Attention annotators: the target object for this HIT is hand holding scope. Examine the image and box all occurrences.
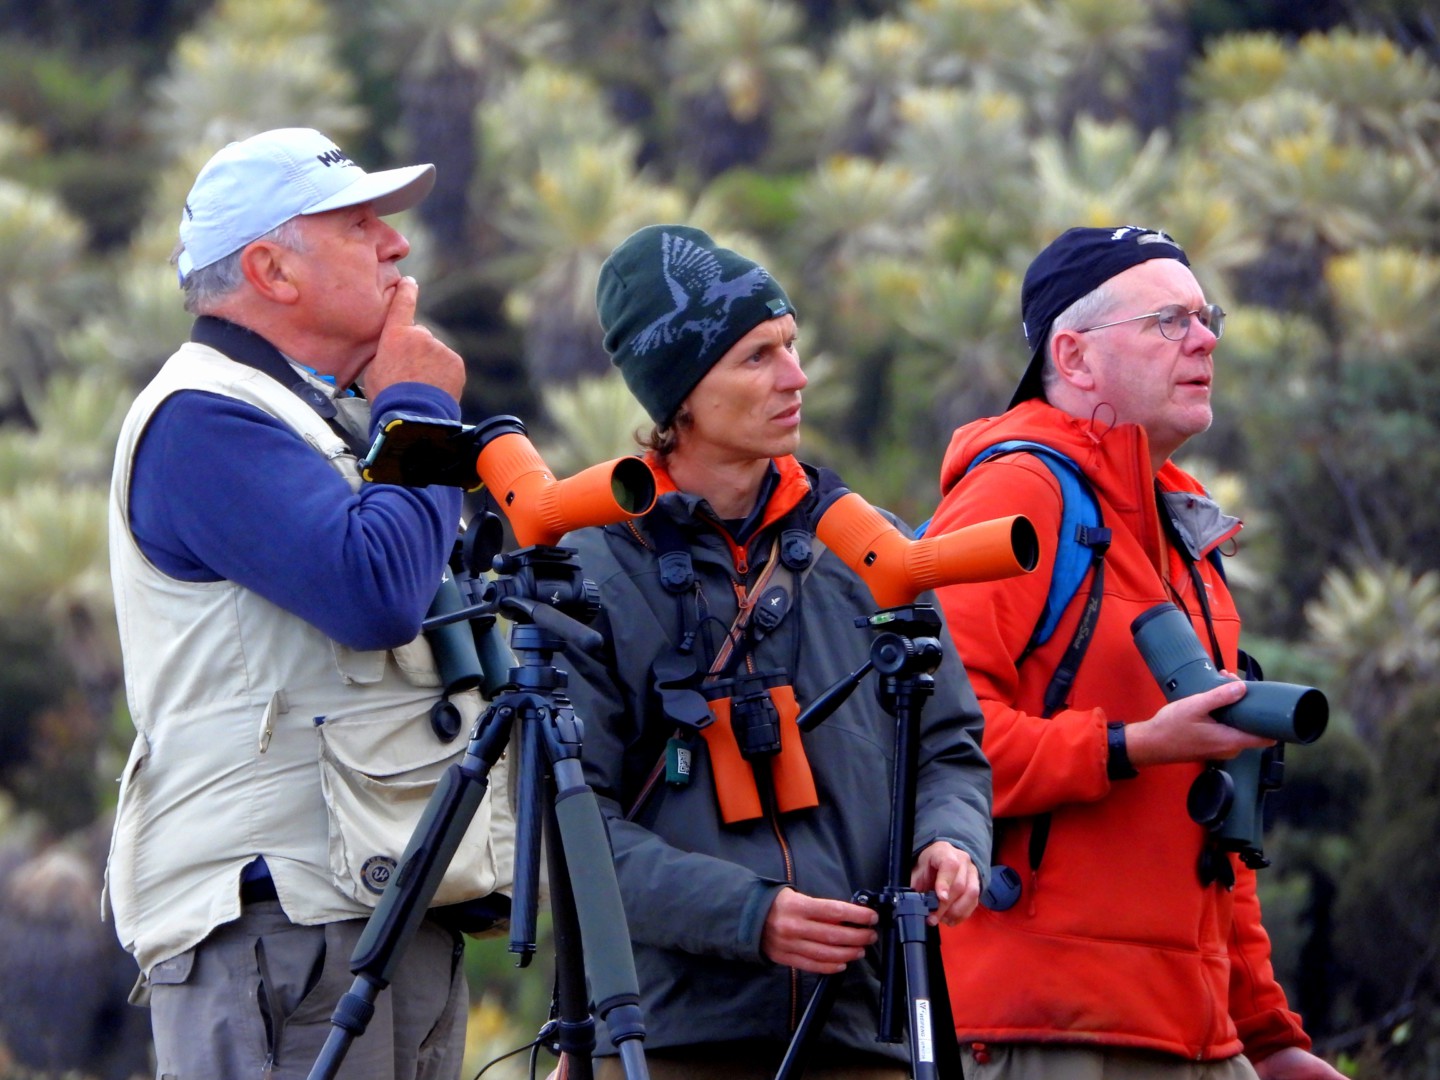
[1130,602,1328,869]
[361,414,657,547]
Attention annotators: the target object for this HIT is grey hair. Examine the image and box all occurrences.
[1040,283,1116,396]
[172,217,309,315]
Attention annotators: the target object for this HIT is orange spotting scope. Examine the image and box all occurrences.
[471,416,657,549]
[361,414,657,548]
[815,490,1038,609]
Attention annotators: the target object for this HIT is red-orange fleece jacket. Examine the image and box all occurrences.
[932,400,1310,1063]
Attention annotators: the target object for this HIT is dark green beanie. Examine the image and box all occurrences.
[596,224,794,425]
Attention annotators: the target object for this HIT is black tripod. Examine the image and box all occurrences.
[308,535,650,1080]
[774,604,963,1080]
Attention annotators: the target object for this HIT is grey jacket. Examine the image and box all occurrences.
[559,459,991,1063]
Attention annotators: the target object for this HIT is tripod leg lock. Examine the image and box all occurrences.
[331,978,381,1035]
[890,890,937,944]
[603,1002,648,1047]
[545,1016,597,1059]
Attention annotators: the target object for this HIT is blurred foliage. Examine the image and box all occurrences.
[0,0,1438,1075]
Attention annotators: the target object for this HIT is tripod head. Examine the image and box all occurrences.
[797,605,944,734]
[865,605,945,680]
[424,514,604,658]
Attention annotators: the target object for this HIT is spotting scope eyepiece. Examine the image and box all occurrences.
[814,490,1037,609]
[361,414,658,548]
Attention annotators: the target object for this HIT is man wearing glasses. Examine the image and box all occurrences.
[925,227,1342,1078]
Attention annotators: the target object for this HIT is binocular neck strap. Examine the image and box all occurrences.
[1156,485,1225,668]
[191,315,372,457]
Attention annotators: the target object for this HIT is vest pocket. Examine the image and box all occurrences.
[315,693,506,908]
[331,638,445,689]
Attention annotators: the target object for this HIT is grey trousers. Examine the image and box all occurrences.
[145,900,467,1080]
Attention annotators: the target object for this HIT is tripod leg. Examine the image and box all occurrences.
[549,765,649,1080]
[307,706,511,1080]
[546,797,597,1080]
[890,890,961,1080]
[923,923,963,1078]
[772,971,843,1080]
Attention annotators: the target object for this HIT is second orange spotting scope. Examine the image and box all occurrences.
[815,489,1038,608]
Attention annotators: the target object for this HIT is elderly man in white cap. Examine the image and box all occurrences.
[106,128,512,1079]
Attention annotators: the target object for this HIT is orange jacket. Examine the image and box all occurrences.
[932,400,1309,1062]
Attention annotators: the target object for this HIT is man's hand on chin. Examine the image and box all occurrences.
[363,277,465,402]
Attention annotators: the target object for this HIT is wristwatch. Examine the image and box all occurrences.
[1106,721,1138,780]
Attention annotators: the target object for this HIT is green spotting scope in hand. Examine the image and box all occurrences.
[1130,602,1328,870]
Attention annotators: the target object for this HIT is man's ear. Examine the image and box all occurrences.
[1050,330,1096,393]
[238,241,301,304]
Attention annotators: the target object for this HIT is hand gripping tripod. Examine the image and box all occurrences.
[774,604,963,1080]
[308,531,650,1080]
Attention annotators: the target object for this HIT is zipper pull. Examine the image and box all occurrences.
[258,689,288,753]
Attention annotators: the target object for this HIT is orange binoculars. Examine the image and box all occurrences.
[701,675,817,825]
[815,490,1038,608]
[361,414,657,548]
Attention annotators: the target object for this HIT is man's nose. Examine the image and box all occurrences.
[778,352,808,390]
[379,221,410,261]
[1187,318,1218,353]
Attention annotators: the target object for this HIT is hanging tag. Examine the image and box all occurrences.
[665,736,695,786]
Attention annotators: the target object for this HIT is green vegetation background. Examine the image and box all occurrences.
[0,0,1437,1077]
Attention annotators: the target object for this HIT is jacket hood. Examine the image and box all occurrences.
[940,400,1151,506]
[939,400,1239,566]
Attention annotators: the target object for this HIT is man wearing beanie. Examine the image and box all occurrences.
[557,224,993,1078]
[106,128,513,1078]
[926,227,1342,1079]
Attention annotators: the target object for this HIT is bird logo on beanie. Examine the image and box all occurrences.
[634,231,775,356]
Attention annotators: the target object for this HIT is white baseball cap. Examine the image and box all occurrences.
[176,127,435,282]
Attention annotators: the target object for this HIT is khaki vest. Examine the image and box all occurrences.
[105,342,513,974]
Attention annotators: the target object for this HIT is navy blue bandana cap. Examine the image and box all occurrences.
[1010,225,1189,409]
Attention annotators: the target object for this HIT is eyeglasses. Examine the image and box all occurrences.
[1077,303,1226,342]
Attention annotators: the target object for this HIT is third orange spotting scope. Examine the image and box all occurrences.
[814,488,1038,608]
[361,414,657,548]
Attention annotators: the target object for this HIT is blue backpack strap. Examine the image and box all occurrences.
[965,441,1110,659]
[966,442,1115,898]
[919,440,1110,716]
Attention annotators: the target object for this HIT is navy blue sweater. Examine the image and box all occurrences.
[127,379,463,652]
